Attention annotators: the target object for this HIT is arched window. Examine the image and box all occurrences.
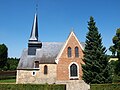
[75,46,79,57]
[68,47,72,57]
[70,64,78,77]
[44,65,48,75]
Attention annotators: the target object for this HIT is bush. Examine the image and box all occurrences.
[3,66,8,71]
[113,75,120,83]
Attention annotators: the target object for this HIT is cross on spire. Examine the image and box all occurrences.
[35,0,39,14]
[28,0,42,55]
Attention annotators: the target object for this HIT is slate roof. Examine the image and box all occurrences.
[17,42,85,70]
[17,42,64,69]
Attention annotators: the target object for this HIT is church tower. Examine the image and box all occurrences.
[28,13,42,55]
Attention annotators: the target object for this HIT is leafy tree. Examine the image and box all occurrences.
[109,60,120,82]
[82,16,113,84]
[7,57,19,70]
[109,28,120,80]
[109,28,120,58]
[0,44,8,69]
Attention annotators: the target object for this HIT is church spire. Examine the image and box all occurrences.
[28,13,42,55]
[29,13,38,41]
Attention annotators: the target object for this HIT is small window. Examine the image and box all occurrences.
[68,47,72,57]
[35,61,39,68]
[44,65,48,75]
[32,71,36,76]
[75,46,79,57]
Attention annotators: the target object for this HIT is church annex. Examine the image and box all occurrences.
[16,13,86,86]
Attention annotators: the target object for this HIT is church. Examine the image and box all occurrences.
[16,13,89,89]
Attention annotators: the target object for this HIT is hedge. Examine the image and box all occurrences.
[91,83,120,90]
[1,83,120,90]
[0,84,66,90]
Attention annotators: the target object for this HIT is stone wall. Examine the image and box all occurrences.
[56,80,90,90]
[16,64,56,84]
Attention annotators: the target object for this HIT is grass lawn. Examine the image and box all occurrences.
[0,79,16,83]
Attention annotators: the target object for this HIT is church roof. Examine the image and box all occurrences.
[17,42,64,69]
[17,42,85,70]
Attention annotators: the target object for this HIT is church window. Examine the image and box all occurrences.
[75,46,79,57]
[70,64,78,77]
[44,65,48,75]
[68,47,72,57]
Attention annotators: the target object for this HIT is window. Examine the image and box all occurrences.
[68,47,72,57]
[70,64,78,77]
[44,65,48,75]
[75,46,79,57]
[35,61,39,68]
[32,71,36,76]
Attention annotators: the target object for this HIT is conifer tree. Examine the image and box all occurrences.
[0,44,8,69]
[82,17,113,84]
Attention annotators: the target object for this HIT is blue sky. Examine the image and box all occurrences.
[0,0,120,57]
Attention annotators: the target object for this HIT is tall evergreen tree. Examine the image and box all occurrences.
[0,44,8,69]
[82,17,113,84]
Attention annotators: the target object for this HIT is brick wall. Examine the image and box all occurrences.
[57,32,84,80]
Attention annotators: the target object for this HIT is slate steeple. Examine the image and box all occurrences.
[28,13,42,55]
[29,13,38,41]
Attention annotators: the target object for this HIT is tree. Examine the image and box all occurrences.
[82,17,113,84]
[109,28,120,79]
[109,60,120,82]
[0,44,8,69]
[109,28,120,58]
[7,57,19,70]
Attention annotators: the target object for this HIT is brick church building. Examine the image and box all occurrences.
[16,13,89,90]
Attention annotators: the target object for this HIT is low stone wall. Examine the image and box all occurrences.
[16,64,56,84]
[56,80,90,90]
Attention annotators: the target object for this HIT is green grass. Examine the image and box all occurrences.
[91,83,120,90]
[0,79,16,83]
[0,84,66,90]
